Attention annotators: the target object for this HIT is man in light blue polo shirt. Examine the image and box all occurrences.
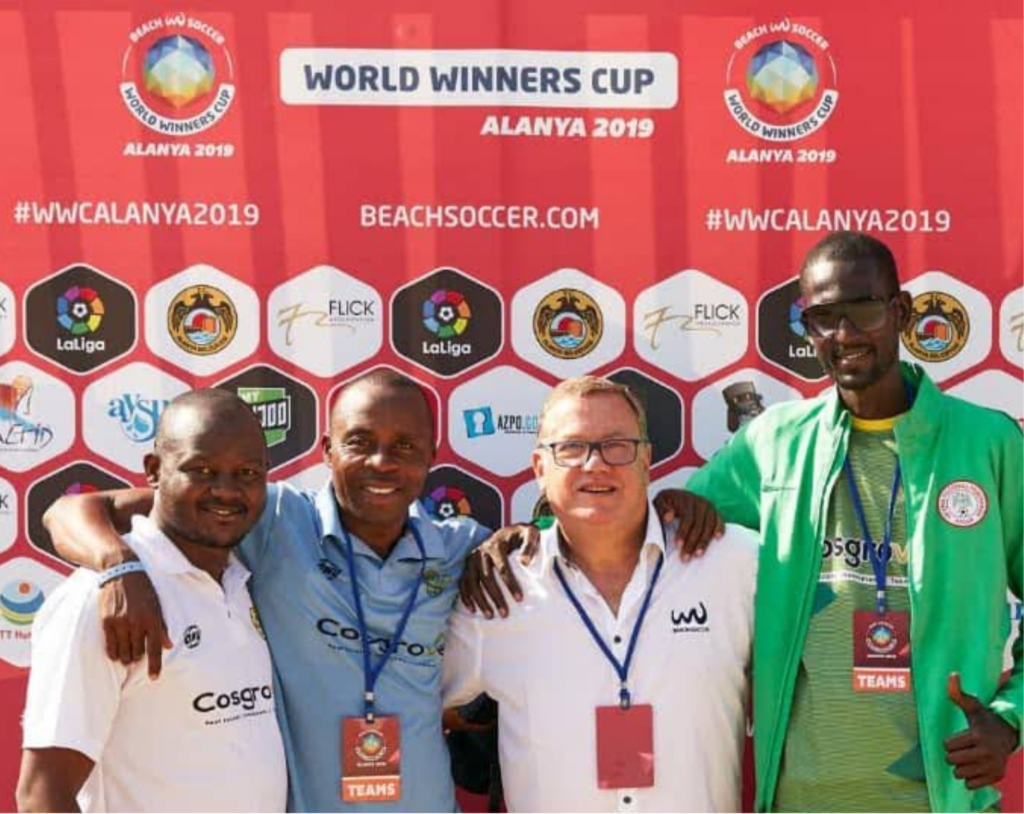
[45,370,489,812]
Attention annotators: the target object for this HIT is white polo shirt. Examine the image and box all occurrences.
[22,515,287,813]
[443,505,758,812]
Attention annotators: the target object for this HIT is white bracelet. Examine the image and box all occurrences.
[97,561,146,587]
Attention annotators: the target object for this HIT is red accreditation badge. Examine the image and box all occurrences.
[341,716,402,802]
[852,610,911,692]
[595,704,655,789]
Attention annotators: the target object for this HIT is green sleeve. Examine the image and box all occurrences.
[685,422,763,533]
[990,417,1023,745]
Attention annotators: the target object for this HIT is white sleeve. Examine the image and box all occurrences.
[441,604,485,708]
[22,573,128,762]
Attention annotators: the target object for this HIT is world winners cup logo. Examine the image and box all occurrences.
[120,13,236,136]
[725,20,838,141]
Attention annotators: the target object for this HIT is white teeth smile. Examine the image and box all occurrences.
[207,507,240,516]
[366,486,398,495]
[581,485,614,493]
[837,349,870,360]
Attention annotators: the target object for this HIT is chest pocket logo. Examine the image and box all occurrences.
[671,602,709,632]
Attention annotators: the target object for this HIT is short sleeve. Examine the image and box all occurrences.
[22,573,128,762]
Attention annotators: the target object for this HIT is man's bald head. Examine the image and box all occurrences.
[330,369,435,445]
[155,389,265,456]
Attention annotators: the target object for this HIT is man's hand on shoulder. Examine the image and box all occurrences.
[459,524,540,619]
[98,566,172,678]
[944,672,1019,790]
[652,489,724,560]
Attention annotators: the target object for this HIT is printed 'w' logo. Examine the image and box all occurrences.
[671,602,708,627]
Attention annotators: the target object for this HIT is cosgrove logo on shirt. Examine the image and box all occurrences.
[316,618,444,659]
[192,684,274,715]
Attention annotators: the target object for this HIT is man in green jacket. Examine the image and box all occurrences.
[684,231,1021,812]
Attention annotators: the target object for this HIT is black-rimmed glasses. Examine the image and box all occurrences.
[538,438,647,468]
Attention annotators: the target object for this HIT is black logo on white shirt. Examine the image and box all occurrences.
[671,602,709,632]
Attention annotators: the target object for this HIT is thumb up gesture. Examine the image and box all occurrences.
[944,673,1019,790]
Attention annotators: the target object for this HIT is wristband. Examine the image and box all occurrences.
[97,561,146,587]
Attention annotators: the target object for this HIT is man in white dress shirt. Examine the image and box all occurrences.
[443,375,757,812]
[17,390,287,813]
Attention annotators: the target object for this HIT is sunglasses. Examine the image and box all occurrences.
[799,296,896,338]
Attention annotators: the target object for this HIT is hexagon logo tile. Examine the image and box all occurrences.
[25,263,137,374]
[0,476,16,554]
[945,370,1023,426]
[607,368,684,466]
[512,268,625,377]
[900,271,991,383]
[0,281,15,357]
[449,366,549,478]
[26,462,131,565]
[756,277,826,382]
[145,264,260,376]
[648,465,698,501]
[326,366,444,449]
[268,265,383,378]
[634,270,748,381]
[691,368,803,461]
[999,287,1023,370]
[391,267,503,378]
[286,463,329,493]
[510,479,543,525]
[421,465,503,531]
[217,364,319,471]
[0,362,75,472]
[0,557,69,668]
[82,362,189,473]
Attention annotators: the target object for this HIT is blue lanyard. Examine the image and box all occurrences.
[340,522,426,722]
[553,548,664,709]
[843,456,901,616]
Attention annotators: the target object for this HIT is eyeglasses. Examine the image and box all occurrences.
[799,296,895,338]
[539,438,647,468]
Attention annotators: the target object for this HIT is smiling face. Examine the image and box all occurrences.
[799,258,911,393]
[145,394,268,553]
[321,380,435,550]
[532,391,650,533]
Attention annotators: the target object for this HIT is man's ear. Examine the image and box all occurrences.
[894,290,913,331]
[531,447,547,490]
[320,433,333,464]
[143,452,160,489]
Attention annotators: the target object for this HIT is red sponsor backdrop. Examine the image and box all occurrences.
[0,0,1020,809]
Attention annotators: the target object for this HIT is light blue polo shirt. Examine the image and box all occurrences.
[238,481,490,812]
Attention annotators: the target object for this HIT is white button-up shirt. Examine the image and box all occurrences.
[23,515,287,812]
[443,504,757,812]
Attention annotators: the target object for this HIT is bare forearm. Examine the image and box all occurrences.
[16,783,81,813]
[17,750,90,813]
[44,489,155,570]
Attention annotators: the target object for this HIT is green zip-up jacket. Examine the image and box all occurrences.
[686,363,1022,812]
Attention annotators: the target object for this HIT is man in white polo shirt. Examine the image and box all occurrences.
[442,376,757,812]
[17,389,287,813]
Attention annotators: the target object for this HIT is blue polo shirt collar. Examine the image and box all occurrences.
[312,481,446,562]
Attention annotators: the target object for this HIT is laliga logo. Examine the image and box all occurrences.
[725,19,839,142]
[120,14,236,136]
